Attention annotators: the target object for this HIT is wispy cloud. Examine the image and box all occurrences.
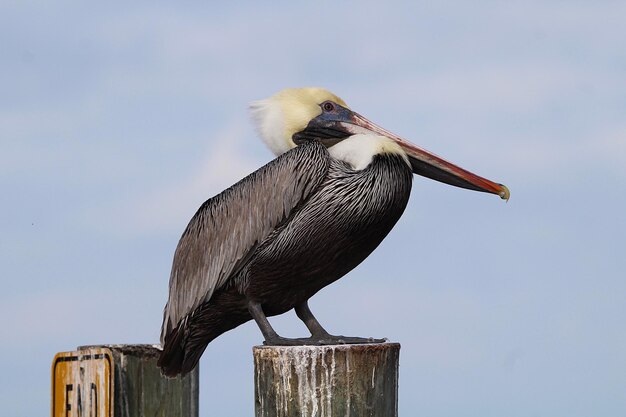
[82,121,261,237]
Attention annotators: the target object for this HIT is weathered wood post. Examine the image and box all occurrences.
[253,343,400,417]
[51,344,198,417]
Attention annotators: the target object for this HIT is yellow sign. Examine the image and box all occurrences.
[51,348,114,417]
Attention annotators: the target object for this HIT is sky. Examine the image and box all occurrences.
[1,1,625,416]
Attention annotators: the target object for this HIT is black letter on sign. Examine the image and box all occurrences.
[77,383,83,417]
[90,383,98,417]
[65,384,73,417]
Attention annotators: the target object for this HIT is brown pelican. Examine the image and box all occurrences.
[158,87,509,377]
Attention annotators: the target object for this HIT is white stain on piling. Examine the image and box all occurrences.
[254,343,400,417]
[255,345,341,417]
[275,346,337,417]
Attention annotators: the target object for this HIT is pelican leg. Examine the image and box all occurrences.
[248,300,386,346]
[248,300,315,346]
[294,301,332,338]
[294,301,387,345]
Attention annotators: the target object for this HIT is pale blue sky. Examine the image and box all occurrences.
[1,1,625,416]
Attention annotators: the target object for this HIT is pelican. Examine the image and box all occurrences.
[158,87,509,377]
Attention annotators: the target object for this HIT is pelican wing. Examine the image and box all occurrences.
[161,141,329,342]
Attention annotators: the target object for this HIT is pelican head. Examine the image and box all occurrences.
[250,87,348,155]
[251,87,510,200]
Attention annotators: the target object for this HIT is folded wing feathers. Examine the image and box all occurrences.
[160,142,329,343]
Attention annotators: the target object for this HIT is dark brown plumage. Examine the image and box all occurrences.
[158,141,412,376]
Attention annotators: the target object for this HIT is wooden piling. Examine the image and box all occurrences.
[253,343,400,417]
[52,344,198,417]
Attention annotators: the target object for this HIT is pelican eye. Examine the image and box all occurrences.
[321,101,335,112]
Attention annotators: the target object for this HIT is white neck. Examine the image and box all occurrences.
[328,134,409,170]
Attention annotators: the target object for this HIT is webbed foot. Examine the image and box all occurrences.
[263,335,387,346]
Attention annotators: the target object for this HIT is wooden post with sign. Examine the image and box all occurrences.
[51,344,198,417]
[253,342,400,417]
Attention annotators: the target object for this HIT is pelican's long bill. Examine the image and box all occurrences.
[344,112,509,200]
[293,101,509,200]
